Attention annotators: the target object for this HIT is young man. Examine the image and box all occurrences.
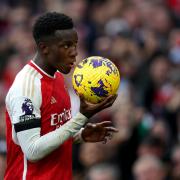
[4,12,117,180]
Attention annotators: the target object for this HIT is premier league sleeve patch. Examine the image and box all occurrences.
[14,98,41,132]
[19,98,35,122]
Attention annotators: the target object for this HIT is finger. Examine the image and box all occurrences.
[96,95,114,107]
[95,121,112,127]
[86,123,97,129]
[109,133,113,140]
[101,94,117,105]
[79,94,91,104]
[107,94,118,103]
[79,94,87,105]
[78,93,84,100]
[102,137,108,144]
[85,123,93,128]
[99,94,118,109]
[105,127,119,132]
[106,132,113,140]
[103,95,117,108]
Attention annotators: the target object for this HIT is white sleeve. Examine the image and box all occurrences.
[6,92,88,162]
[7,94,88,162]
[5,67,88,162]
[16,112,88,162]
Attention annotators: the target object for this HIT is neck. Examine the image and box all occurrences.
[33,53,56,76]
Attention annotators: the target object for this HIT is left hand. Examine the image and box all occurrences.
[79,94,118,118]
[81,121,118,143]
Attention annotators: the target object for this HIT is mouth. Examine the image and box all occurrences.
[69,59,76,67]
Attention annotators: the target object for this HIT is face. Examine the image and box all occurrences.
[41,29,78,74]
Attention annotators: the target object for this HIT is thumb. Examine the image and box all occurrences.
[79,93,87,103]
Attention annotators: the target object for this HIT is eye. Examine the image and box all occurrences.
[62,42,77,49]
[64,44,70,49]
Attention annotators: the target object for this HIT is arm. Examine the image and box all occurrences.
[6,94,88,162]
[16,112,88,162]
[7,94,117,162]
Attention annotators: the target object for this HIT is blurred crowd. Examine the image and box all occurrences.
[0,0,180,179]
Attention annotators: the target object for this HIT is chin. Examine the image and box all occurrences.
[58,68,71,74]
[63,71,70,74]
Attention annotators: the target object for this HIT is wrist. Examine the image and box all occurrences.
[73,128,85,143]
[79,128,85,142]
[79,111,92,119]
[81,128,87,142]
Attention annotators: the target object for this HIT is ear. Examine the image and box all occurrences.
[38,42,49,55]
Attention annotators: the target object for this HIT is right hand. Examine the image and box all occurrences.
[81,121,118,143]
[79,94,118,118]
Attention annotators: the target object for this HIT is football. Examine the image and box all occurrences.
[72,56,120,104]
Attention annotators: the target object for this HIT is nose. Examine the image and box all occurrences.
[70,45,78,57]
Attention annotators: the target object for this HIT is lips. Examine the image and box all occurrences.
[69,58,76,66]
[68,60,75,68]
[69,62,75,68]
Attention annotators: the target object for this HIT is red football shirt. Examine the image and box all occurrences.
[5,60,73,180]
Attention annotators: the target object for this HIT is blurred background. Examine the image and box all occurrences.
[0,0,180,179]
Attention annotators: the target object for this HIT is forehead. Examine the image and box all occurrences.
[54,29,78,42]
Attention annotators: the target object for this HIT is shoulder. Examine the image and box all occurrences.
[6,64,43,109]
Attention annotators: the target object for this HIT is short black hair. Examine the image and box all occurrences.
[33,12,74,43]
